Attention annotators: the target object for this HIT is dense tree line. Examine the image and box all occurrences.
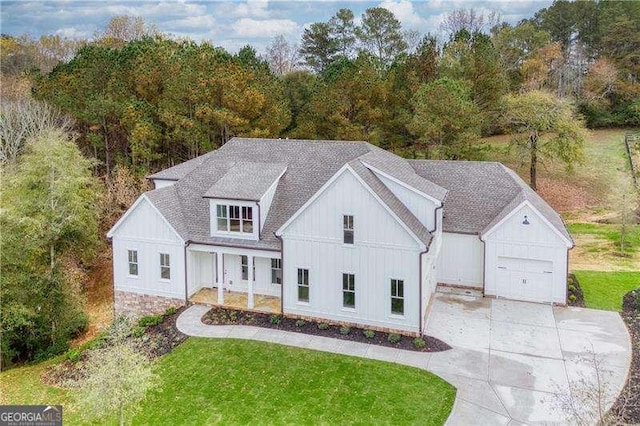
[0,1,637,365]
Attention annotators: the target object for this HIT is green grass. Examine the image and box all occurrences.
[568,222,640,254]
[1,338,455,425]
[574,271,640,311]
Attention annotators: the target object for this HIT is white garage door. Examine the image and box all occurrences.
[496,257,554,303]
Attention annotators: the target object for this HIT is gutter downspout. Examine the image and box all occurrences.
[275,233,284,314]
[183,240,191,305]
[419,204,443,336]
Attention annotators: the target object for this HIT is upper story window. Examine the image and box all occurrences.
[343,215,354,244]
[271,259,282,284]
[217,204,253,234]
[128,250,138,276]
[160,253,171,280]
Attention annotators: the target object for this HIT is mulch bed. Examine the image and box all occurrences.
[567,273,585,307]
[42,307,188,387]
[201,306,451,353]
[610,288,639,423]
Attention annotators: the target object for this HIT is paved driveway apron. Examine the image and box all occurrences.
[425,292,631,425]
[177,292,631,425]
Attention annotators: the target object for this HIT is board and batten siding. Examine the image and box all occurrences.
[375,173,438,230]
[280,168,425,333]
[110,196,185,299]
[436,232,484,288]
[483,203,569,304]
[152,179,177,189]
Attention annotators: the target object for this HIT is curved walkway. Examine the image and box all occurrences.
[177,293,632,426]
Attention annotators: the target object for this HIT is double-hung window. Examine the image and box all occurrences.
[216,205,228,231]
[297,268,309,303]
[160,253,171,280]
[271,259,282,284]
[241,255,255,281]
[342,273,355,309]
[217,204,253,234]
[390,279,404,315]
[343,215,354,244]
[128,250,138,276]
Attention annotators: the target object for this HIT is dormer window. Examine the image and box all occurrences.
[343,215,354,244]
[217,204,253,234]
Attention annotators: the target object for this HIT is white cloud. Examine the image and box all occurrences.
[165,15,216,31]
[232,18,298,38]
[54,26,93,39]
[379,0,427,28]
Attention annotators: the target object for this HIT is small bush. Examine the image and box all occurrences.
[339,326,351,335]
[568,284,576,292]
[295,320,306,328]
[132,326,146,338]
[387,333,401,344]
[138,314,163,327]
[65,348,82,363]
[270,315,282,325]
[363,329,375,339]
[569,294,577,302]
[164,306,177,316]
[318,322,330,330]
[413,338,426,349]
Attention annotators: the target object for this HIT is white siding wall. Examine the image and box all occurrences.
[223,254,280,297]
[209,198,259,240]
[281,169,424,333]
[152,179,176,189]
[483,203,568,304]
[436,232,484,288]
[187,251,216,296]
[376,174,438,230]
[259,178,280,233]
[112,197,185,299]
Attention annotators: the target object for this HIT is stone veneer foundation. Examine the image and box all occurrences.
[114,290,185,320]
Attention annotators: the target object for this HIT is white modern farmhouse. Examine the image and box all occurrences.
[107,138,574,334]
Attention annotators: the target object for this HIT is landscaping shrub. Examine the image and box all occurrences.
[295,320,306,328]
[413,338,426,349]
[269,315,282,325]
[339,326,351,335]
[569,294,577,302]
[363,329,375,339]
[65,348,82,363]
[165,306,177,316]
[387,333,401,344]
[132,326,146,338]
[138,314,163,327]
[318,323,329,330]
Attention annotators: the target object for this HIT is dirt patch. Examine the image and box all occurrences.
[201,306,451,353]
[42,308,187,388]
[73,249,114,346]
[537,177,594,213]
[610,289,639,423]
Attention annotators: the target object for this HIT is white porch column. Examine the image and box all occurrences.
[247,255,254,309]
[216,252,224,304]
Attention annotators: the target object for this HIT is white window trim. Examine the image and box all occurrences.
[271,258,282,285]
[216,203,254,234]
[127,249,139,278]
[240,255,255,282]
[159,253,171,282]
[343,214,354,245]
[390,278,405,317]
[342,273,356,310]
[297,268,310,304]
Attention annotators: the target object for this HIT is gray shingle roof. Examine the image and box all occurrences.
[203,162,287,201]
[409,160,572,244]
[143,138,435,250]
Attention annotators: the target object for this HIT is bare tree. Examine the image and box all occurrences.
[440,9,501,38]
[95,15,159,47]
[0,99,74,165]
[266,35,300,75]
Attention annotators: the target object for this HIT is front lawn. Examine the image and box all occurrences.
[0,338,455,425]
[134,338,455,425]
[573,270,640,311]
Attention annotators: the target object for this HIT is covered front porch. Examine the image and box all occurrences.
[186,243,282,312]
[190,288,281,313]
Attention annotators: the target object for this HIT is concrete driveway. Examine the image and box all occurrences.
[426,289,632,425]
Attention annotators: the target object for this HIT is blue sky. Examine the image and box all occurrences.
[0,1,553,53]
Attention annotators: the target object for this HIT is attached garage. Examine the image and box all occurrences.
[482,200,573,305]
